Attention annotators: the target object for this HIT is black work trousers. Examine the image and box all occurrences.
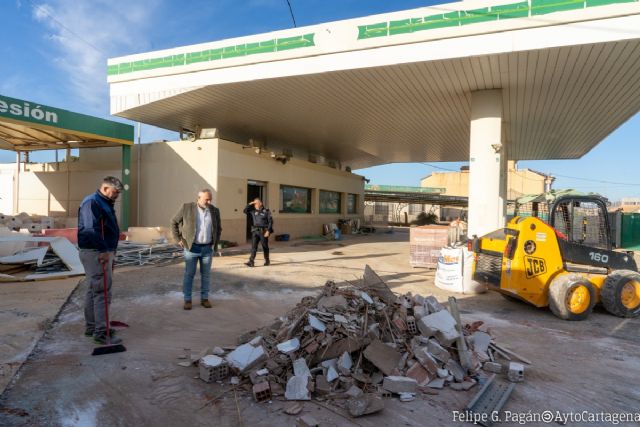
[249,229,270,262]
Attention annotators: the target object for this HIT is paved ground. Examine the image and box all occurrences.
[1,229,639,426]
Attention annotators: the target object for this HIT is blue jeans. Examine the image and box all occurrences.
[183,243,213,302]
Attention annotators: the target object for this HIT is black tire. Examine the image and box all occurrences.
[602,270,640,318]
[548,274,596,321]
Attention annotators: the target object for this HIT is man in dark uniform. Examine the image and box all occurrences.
[244,197,273,267]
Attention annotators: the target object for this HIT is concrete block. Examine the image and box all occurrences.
[252,381,272,402]
[347,394,384,417]
[345,385,364,398]
[226,343,267,373]
[427,339,451,363]
[508,362,524,382]
[413,304,428,319]
[285,375,311,400]
[406,316,418,335]
[483,362,503,374]
[382,376,418,394]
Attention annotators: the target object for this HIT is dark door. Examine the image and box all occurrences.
[246,181,265,240]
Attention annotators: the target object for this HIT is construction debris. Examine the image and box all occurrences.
[192,265,527,418]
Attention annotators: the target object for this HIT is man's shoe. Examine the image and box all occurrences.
[201,299,212,308]
[184,301,192,310]
[93,334,123,345]
[264,260,270,266]
[245,261,255,267]
[85,328,115,338]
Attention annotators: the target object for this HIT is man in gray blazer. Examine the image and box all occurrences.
[171,189,222,310]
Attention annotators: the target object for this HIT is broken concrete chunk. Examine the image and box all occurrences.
[360,291,374,304]
[317,295,348,311]
[471,331,492,355]
[315,374,332,395]
[446,359,465,382]
[326,365,339,382]
[249,336,263,346]
[425,296,444,313]
[284,402,304,415]
[226,343,268,373]
[334,314,348,323]
[277,338,300,353]
[363,340,402,376]
[426,378,445,389]
[345,385,364,398]
[308,314,326,332]
[449,380,476,391]
[347,394,384,417]
[296,414,319,427]
[483,361,503,374]
[399,392,416,402]
[413,347,439,376]
[321,358,337,369]
[212,346,225,356]
[293,358,311,378]
[383,376,418,394]
[427,339,451,363]
[285,375,311,400]
[417,310,460,345]
[437,368,449,378]
[413,305,428,320]
[338,351,353,375]
[406,363,433,386]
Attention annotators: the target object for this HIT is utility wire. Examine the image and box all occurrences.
[29,0,105,55]
[285,0,297,27]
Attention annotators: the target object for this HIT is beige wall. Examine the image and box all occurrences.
[2,138,364,242]
[421,162,546,199]
[216,139,364,244]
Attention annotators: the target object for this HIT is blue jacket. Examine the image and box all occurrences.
[77,191,120,252]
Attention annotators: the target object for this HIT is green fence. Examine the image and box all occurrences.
[620,213,640,250]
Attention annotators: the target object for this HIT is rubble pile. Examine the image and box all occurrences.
[199,266,526,418]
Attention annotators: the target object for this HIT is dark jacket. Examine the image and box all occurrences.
[77,191,120,252]
[171,202,222,251]
[244,204,273,233]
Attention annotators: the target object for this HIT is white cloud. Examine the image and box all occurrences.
[30,0,162,115]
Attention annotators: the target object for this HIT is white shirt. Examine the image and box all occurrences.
[194,205,212,244]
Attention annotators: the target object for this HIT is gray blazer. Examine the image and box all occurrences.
[170,202,222,251]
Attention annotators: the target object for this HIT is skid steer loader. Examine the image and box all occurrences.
[470,193,640,320]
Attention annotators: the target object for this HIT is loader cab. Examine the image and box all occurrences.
[549,196,611,251]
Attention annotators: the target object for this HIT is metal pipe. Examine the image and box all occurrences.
[136,122,141,226]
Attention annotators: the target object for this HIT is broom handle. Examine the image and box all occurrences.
[101,219,111,342]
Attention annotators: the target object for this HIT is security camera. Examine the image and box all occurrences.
[491,143,502,153]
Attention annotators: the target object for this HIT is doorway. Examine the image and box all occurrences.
[246,181,266,241]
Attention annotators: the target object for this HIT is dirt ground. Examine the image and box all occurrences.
[1,229,639,426]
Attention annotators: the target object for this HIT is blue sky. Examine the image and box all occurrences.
[1,0,639,201]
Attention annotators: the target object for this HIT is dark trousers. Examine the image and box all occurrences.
[249,229,269,262]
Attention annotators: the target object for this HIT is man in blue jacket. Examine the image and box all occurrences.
[78,176,123,345]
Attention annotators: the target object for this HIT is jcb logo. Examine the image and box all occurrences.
[525,256,546,278]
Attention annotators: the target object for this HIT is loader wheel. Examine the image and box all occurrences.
[548,275,596,321]
[602,270,640,318]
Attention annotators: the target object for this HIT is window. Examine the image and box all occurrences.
[409,204,424,215]
[347,194,357,214]
[374,203,389,216]
[319,190,341,214]
[280,185,311,213]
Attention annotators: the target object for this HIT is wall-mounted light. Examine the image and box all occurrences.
[199,128,219,139]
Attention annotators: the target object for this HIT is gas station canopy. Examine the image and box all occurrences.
[108,0,640,169]
[0,94,133,152]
